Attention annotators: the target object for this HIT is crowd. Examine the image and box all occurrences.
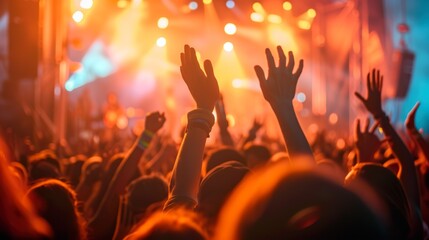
[1,44,428,239]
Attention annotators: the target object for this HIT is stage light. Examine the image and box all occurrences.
[157,17,169,29]
[80,0,93,9]
[117,0,129,8]
[250,12,264,22]
[223,42,234,52]
[298,20,311,30]
[224,23,237,35]
[296,92,306,102]
[156,37,166,47]
[252,2,264,13]
[203,0,212,4]
[336,139,346,149]
[307,8,316,18]
[283,1,292,11]
[329,113,338,125]
[189,1,198,10]
[268,14,282,24]
[226,0,235,9]
[72,11,84,23]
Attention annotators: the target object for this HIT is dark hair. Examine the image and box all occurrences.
[215,161,388,240]
[28,179,87,240]
[205,147,246,174]
[125,210,207,240]
[243,143,271,169]
[345,163,411,240]
[126,174,168,213]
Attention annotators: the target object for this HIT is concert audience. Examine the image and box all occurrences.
[0,43,428,240]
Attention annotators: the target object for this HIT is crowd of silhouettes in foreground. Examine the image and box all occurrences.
[1,44,429,240]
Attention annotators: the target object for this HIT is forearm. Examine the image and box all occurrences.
[170,128,207,201]
[378,114,420,207]
[219,128,235,147]
[272,102,314,162]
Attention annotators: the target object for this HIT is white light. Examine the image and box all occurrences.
[223,42,234,52]
[80,0,93,9]
[226,0,235,9]
[72,11,84,23]
[65,81,75,92]
[250,12,264,22]
[296,92,306,102]
[157,17,169,29]
[189,1,198,10]
[224,23,237,35]
[156,37,166,47]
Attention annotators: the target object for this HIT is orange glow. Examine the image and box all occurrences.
[252,2,265,14]
[267,25,297,51]
[267,14,282,24]
[117,0,129,8]
[298,20,311,30]
[215,49,246,89]
[336,139,346,149]
[329,113,338,125]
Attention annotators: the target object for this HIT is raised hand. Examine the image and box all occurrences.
[405,102,420,131]
[144,111,166,133]
[354,69,384,117]
[180,45,220,111]
[254,46,303,108]
[354,118,381,163]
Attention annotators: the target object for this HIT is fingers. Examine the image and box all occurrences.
[355,119,361,140]
[369,121,380,134]
[410,101,421,116]
[364,118,370,132]
[277,46,286,68]
[265,48,275,70]
[286,51,295,72]
[254,65,268,99]
[366,72,371,92]
[203,60,215,79]
[295,59,304,78]
[354,92,366,103]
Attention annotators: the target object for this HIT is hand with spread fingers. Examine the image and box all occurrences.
[354,118,381,163]
[254,46,304,109]
[354,69,384,118]
[180,45,220,111]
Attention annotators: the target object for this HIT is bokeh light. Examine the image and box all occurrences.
[223,42,234,52]
[224,23,237,35]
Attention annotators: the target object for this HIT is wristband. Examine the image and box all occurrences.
[137,130,154,150]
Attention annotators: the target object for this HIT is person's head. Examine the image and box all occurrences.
[28,150,62,182]
[27,179,86,240]
[215,161,387,240]
[126,174,168,214]
[197,161,249,226]
[0,138,51,239]
[66,155,87,188]
[79,156,102,185]
[204,147,246,175]
[124,210,207,240]
[345,163,411,240]
[243,143,271,169]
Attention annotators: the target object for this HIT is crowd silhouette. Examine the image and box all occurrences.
[0,44,428,240]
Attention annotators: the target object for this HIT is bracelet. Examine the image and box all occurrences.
[137,130,154,150]
[186,108,215,137]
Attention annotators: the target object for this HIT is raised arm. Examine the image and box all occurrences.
[405,102,429,162]
[88,112,165,239]
[164,45,219,210]
[254,46,313,162]
[215,94,235,147]
[355,69,422,236]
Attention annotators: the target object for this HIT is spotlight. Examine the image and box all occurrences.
[296,92,306,102]
[307,8,316,18]
[250,12,264,22]
[226,0,235,9]
[80,0,93,9]
[203,0,212,4]
[223,42,234,52]
[268,14,282,24]
[72,11,84,23]
[156,37,167,47]
[157,17,169,29]
[298,20,311,30]
[224,23,237,35]
[117,0,129,8]
[283,1,292,11]
[189,1,198,10]
[252,2,264,13]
